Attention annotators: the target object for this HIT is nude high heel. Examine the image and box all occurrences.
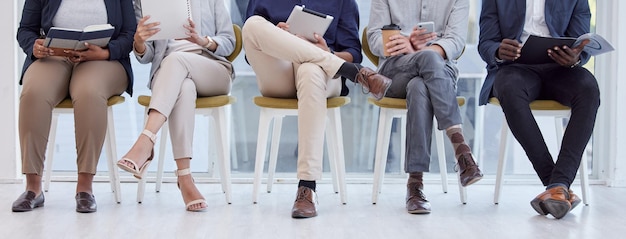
[175,168,207,212]
[117,129,156,179]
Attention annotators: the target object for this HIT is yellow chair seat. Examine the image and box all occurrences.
[368,96,466,109]
[138,95,236,108]
[488,98,570,111]
[253,96,351,109]
[55,95,125,109]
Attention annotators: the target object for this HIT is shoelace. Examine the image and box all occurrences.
[352,65,372,95]
[408,185,427,201]
[295,188,316,204]
[454,153,477,172]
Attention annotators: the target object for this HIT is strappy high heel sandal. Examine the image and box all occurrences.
[175,168,207,212]
[117,129,156,179]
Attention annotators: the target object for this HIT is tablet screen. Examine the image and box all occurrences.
[285,5,334,42]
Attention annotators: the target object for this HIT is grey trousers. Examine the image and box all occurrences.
[378,50,462,173]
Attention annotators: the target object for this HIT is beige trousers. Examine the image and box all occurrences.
[19,57,127,175]
[149,51,231,159]
[243,16,345,180]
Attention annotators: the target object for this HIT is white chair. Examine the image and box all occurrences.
[43,96,125,203]
[369,97,468,204]
[134,24,243,204]
[136,95,235,204]
[491,98,589,205]
[252,96,350,204]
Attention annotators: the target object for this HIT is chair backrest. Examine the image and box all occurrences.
[361,27,379,67]
[226,24,243,62]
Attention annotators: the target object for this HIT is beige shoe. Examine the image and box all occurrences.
[117,129,156,179]
[175,168,207,212]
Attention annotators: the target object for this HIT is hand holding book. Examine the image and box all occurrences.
[515,33,614,65]
[43,24,115,57]
[546,39,588,68]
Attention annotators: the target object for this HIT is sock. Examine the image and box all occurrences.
[407,172,424,185]
[546,183,568,190]
[336,62,363,83]
[446,126,471,158]
[298,180,316,191]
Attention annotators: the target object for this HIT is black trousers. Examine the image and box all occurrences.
[492,63,600,188]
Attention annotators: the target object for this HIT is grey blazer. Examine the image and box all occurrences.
[133,0,236,89]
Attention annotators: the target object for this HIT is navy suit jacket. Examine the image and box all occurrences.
[477,0,591,105]
[17,0,137,95]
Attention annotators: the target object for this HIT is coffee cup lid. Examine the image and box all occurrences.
[382,24,401,30]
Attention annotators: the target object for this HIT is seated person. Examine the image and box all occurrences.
[366,0,482,214]
[243,0,391,218]
[117,0,236,212]
[478,0,599,219]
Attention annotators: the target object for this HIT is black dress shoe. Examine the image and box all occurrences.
[75,192,97,213]
[12,191,45,212]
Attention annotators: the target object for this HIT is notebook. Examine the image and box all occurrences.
[140,0,193,40]
[285,5,334,42]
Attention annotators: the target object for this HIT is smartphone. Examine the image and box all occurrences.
[417,21,435,34]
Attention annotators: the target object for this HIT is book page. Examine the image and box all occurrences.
[141,0,192,40]
[574,33,615,56]
[82,24,114,32]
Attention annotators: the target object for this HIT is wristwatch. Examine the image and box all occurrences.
[203,36,214,49]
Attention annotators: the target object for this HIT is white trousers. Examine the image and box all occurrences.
[149,51,231,159]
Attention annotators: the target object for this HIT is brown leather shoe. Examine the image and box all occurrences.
[12,191,44,212]
[355,67,392,101]
[568,190,582,211]
[406,183,431,214]
[530,190,551,215]
[291,186,317,218]
[457,153,483,187]
[530,186,572,219]
[530,188,580,216]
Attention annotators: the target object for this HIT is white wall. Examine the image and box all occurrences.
[595,1,626,187]
[0,0,20,182]
[0,0,625,185]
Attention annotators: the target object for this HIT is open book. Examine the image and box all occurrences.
[140,0,193,40]
[44,24,114,56]
[516,33,614,64]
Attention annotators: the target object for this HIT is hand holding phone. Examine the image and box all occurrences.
[410,21,436,51]
[417,21,435,34]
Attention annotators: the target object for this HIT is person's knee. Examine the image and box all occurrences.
[414,49,444,68]
[572,74,601,107]
[161,52,186,67]
[492,67,526,100]
[295,63,326,90]
[406,78,428,98]
[179,79,197,100]
[242,15,265,38]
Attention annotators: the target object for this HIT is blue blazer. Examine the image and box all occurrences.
[17,0,137,96]
[477,0,591,105]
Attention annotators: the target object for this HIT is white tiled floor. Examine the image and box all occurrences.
[2,181,625,239]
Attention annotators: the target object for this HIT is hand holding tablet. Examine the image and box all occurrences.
[285,5,333,42]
